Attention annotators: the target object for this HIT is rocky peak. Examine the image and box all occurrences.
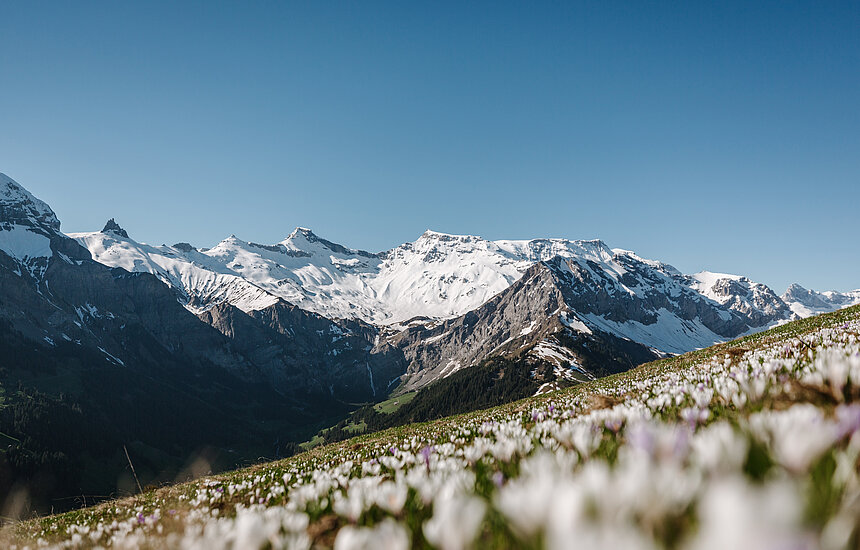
[783,283,810,300]
[288,226,318,242]
[782,283,829,309]
[283,227,379,259]
[0,173,61,232]
[419,229,481,243]
[102,218,129,239]
[172,242,196,253]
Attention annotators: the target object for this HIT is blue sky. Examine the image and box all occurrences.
[1,1,858,292]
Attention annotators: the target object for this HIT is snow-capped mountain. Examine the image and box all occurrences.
[782,283,860,317]
[70,220,860,359]
[0,173,67,280]
[385,253,818,390]
[72,221,281,312]
[71,223,850,335]
[690,271,791,328]
[71,225,630,324]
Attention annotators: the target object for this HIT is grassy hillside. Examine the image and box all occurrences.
[4,304,860,549]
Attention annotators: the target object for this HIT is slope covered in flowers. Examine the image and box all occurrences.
[5,305,860,549]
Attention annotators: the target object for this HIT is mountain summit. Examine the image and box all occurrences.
[101,218,129,238]
[0,173,60,232]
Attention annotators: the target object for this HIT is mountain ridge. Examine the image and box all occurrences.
[68,218,859,335]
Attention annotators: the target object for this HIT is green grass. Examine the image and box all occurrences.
[344,420,367,433]
[299,434,325,451]
[373,391,417,414]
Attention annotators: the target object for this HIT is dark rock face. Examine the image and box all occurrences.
[172,242,196,252]
[198,301,404,402]
[102,218,129,238]
[288,227,380,259]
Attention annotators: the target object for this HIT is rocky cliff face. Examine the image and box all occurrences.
[198,300,404,402]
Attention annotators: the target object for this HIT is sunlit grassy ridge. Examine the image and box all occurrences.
[5,305,860,549]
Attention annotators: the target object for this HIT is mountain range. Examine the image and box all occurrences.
[1,171,858,512]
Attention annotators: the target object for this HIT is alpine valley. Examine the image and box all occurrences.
[1,172,858,514]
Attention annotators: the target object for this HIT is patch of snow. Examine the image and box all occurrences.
[438,359,464,379]
[97,346,125,366]
[528,339,593,382]
[533,382,560,396]
[423,332,449,344]
[583,309,727,355]
[519,320,539,336]
[559,311,592,335]
[0,224,53,277]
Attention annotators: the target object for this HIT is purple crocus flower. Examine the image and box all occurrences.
[420,445,433,465]
[836,405,860,439]
[492,471,505,488]
[605,419,623,432]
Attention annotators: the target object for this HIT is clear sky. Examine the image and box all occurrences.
[1,1,858,292]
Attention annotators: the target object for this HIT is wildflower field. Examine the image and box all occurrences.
[5,305,860,549]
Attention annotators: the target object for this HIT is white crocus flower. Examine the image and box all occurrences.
[334,518,410,550]
[686,477,814,550]
[423,491,486,550]
[749,404,840,473]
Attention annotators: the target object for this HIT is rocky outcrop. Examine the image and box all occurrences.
[0,173,60,232]
[102,218,129,238]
